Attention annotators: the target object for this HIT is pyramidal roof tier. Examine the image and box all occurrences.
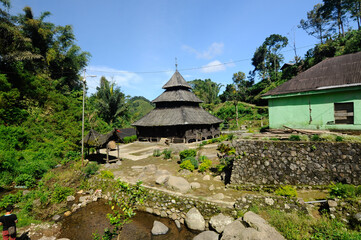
[152,89,203,103]
[162,70,192,89]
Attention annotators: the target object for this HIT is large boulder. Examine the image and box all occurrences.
[221,220,246,240]
[193,231,219,240]
[243,211,285,240]
[185,207,205,231]
[167,176,191,193]
[151,220,169,235]
[209,213,233,233]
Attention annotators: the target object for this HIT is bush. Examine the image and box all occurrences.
[51,185,74,203]
[198,158,212,172]
[162,149,172,159]
[217,143,235,155]
[14,174,36,188]
[336,136,343,142]
[153,149,161,157]
[198,155,208,163]
[329,183,358,199]
[123,135,137,144]
[275,185,297,198]
[311,134,320,141]
[182,157,199,169]
[0,192,23,210]
[260,125,269,133]
[180,160,195,172]
[179,149,197,161]
[100,170,114,179]
[83,162,99,177]
[289,135,301,141]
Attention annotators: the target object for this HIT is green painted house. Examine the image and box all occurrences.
[263,52,361,130]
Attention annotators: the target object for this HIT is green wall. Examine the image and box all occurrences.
[267,88,361,130]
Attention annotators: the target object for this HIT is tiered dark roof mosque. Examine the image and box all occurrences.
[132,70,222,142]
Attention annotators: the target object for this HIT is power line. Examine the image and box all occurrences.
[87,43,316,75]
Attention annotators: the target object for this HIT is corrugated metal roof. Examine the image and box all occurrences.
[162,70,192,89]
[152,89,203,103]
[263,52,361,97]
[132,106,223,126]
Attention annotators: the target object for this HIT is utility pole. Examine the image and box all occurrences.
[81,70,96,167]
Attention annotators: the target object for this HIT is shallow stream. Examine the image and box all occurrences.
[58,199,198,240]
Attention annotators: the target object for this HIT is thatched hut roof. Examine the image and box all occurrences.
[84,128,136,147]
[263,52,361,97]
[132,106,222,126]
[162,70,192,89]
[152,89,202,103]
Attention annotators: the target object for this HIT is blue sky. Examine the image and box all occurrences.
[10,0,327,100]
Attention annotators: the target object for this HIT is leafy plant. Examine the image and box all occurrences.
[152,149,161,157]
[83,162,100,177]
[179,149,197,161]
[162,149,172,159]
[93,181,146,240]
[336,136,343,142]
[329,183,358,199]
[51,184,74,203]
[179,160,195,172]
[198,158,212,172]
[275,185,298,198]
[289,135,301,141]
[100,170,114,179]
[311,134,320,141]
[182,157,199,169]
[123,135,137,144]
[14,174,36,188]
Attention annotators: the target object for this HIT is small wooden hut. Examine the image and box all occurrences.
[132,70,223,143]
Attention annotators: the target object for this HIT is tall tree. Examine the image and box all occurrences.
[345,0,361,29]
[188,79,222,105]
[94,77,129,125]
[320,0,348,37]
[252,34,288,82]
[299,3,332,43]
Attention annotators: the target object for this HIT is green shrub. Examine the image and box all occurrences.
[83,162,99,177]
[336,136,343,142]
[179,149,197,161]
[182,157,199,169]
[198,155,208,163]
[289,135,301,141]
[260,125,269,133]
[198,158,212,172]
[14,174,36,188]
[217,143,236,155]
[180,160,195,172]
[275,185,297,198]
[329,183,357,199]
[51,185,74,203]
[123,135,137,144]
[162,149,172,159]
[100,170,114,179]
[216,164,226,173]
[0,192,23,210]
[0,171,14,187]
[153,149,161,157]
[311,134,320,141]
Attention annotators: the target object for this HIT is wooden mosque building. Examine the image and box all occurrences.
[132,70,223,143]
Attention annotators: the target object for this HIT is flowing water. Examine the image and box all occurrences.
[58,199,198,240]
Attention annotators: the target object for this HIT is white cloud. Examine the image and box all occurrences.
[201,60,226,73]
[182,42,224,60]
[86,66,143,94]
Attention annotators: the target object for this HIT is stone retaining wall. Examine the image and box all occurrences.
[231,140,361,185]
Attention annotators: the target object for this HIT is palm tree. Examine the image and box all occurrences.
[95,77,129,125]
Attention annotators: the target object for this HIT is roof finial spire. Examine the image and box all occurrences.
[175,57,178,71]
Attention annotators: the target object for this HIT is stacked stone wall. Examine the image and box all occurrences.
[231,140,361,185]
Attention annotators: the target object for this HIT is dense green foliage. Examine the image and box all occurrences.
[268,210,361,240]
[274,185,298,198]
[179,149,197,161]
[329,183,361,199]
